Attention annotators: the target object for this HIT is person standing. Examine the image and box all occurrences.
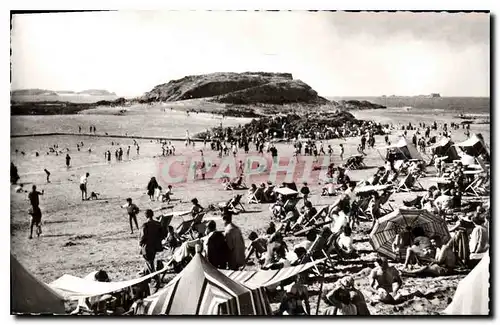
[80,172,90,201]
[28,185,44,239]
[222,208,245,270]
[339,144,344,161]
[127,146,131,159]
[66,154,71,168]
[44,169,51,183]
[122,198,140,234]
[139,209,164,289]
[147,177,159,201]
[136,145,140,155]
[270,145,278,165]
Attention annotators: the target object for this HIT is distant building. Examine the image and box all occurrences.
[431,93,441,98]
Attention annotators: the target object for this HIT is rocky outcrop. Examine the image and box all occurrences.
[141,72,328,105]
[77,89,116,96]
[339,100,386,110]
[11,89,59,96]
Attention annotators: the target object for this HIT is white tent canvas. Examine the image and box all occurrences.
[442,253,490,315]
[380,137,423,161]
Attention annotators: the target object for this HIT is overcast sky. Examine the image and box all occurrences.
[11,11,490,97]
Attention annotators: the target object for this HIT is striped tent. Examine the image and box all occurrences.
[139,252,272,315]
[220,259,325,289]
[369,209,451,260]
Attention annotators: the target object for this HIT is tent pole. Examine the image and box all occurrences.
[315,268,326,315]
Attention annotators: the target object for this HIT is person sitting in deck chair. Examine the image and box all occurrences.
[263,181,276,202]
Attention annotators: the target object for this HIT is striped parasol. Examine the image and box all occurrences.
[139,251,272,315]
[369,208,451,260]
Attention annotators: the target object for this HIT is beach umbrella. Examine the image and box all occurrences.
[369,208,451,260]
[139,248,272,315]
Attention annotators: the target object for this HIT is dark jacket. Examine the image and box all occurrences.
[140,219,165,258]
[206,231,229,269]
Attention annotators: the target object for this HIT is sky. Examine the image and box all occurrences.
[10,11,490,97]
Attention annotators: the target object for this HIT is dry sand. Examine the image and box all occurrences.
[10,107,490,315]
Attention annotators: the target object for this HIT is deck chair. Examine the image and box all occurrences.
[378,191,394,214]
[299,236,335,273]
[464,174,489,197]
[247,187,264,204]
[353,197,371,221]
[222,177,234,191]
[279,197,301,220]
[176,212,206,238]
[394,173,424,193]
[158,214,174,234]
[226,194,245,212]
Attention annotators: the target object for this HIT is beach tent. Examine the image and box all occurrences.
[442,253,490,315]
[139,250,272,315]
[380,137,423,161]
[49,265,168,301]
[454,134,490,162]
[220,259,325,289]
[430,137,460,162]
[11,254,66,315]
[369,209,450,260]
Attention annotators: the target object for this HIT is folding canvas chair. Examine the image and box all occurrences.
[158,214,174,234]
[247,187,264,204]
[222,177,234,191]
[464,174,489,197]
[176,212,206,238]
[226,194,245,212]
[378,191,394,214]
[299,236,335,273]
[283,197,301,214]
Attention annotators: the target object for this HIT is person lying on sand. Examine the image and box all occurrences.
[368,257,403,304]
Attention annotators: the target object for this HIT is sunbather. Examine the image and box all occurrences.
[402,227,434,269]
[368,257,403,304]
[402,236,458,276]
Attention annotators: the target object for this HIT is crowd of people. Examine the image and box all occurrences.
[10,116,490,315]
